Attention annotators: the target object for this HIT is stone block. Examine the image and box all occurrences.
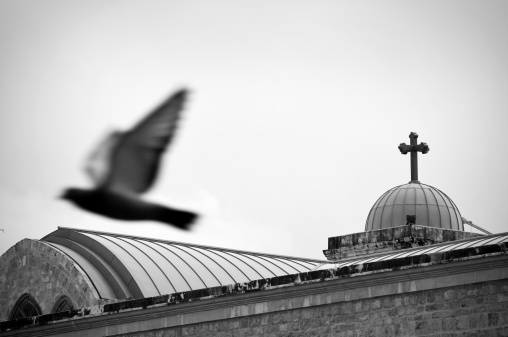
[488,313,500,327]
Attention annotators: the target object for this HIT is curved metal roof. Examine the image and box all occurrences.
[314,232,508,270]
[365,182,463,231]
[41,227,327,300]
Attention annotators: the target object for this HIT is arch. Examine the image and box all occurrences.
[9,293,42,320]
[51,295,75,313]
[0,239,102,321]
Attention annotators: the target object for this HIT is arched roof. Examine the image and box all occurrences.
[365,183,463,231]
[41,227,327,300]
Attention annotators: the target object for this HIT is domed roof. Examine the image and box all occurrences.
[365,182,463,231]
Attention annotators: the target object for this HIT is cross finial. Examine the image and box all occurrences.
[398,132,429,183]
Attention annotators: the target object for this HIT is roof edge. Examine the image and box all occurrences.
[51,227,329,263]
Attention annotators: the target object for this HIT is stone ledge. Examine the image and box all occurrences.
[324,225,484,260]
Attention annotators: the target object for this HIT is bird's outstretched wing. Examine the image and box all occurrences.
[102,89,188,194]
[85,131,122,186]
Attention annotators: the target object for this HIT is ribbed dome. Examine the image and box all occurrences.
[365,183,463,231]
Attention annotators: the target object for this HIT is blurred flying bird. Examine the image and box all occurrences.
[61,89,197,229]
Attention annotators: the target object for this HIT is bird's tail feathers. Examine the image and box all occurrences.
[159,207,198,230]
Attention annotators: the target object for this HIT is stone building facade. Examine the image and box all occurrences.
[0,225,507,336]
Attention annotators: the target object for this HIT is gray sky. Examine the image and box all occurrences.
[1,0,507,259]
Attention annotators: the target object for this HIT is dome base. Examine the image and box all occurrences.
[324,224,484,261]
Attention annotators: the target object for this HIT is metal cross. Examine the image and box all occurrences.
[398,132,429,183]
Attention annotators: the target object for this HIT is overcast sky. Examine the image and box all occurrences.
[1,0,507,260]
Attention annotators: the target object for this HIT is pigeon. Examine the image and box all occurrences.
[61,89,197,229]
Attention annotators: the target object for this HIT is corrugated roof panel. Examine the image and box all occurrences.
[366,254,394,263]
[234,254,282,277]
[272,258,316,272]
[405,246,439,257]
[258,255,292,275]
[74,232,114,263]
[118,237,176,295]
[423,243,454,254]
[434,243,460,253]
[268,257,305,274]
[218,251,271,279]
[146,241,204,291]
[486,235,508,245]
[158,243,220,289]
[203,249,258,282]
[180,246,241,285]
[82,233,143,298]
[303,260,321,269]
[99,235,160,297]
[137,240,190,292]
[470,236,506,246]
[439,239,481,251]
[391,251,413,259]
[377,251,409,261]
[338,258,364,267]
[212,249,263,282]
[357,256,384,264]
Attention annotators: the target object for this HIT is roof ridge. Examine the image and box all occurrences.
[53,227,329,263]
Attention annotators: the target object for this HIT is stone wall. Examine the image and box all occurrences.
[1,251,506,337]
[119,279,508,337]
[0,239,102,321]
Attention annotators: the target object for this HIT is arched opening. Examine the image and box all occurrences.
[9,293,42,320]
[51,295,74,313]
